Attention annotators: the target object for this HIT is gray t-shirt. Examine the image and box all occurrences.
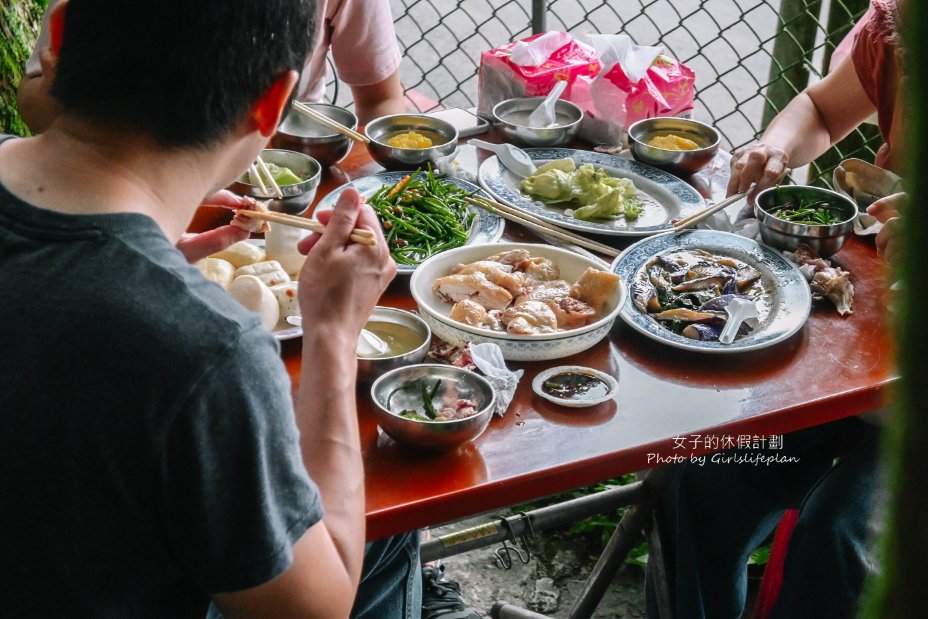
[0,144,322,617]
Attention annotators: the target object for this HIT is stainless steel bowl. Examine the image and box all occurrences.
[357,307,431,384]
[492,97,582,147]
[364,114,458,171]
[370,364,496,451]
[755,185,858,257]
[231,149,321,215]
[272,103,357,167]
[627,117,720,176]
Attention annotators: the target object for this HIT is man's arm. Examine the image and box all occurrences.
[211,189,395,618]
[350,70,406,123]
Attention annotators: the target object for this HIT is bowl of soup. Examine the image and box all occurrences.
[273,103,358,167]
[492,97,583,147]
[364,114,458,171]
[357,307,431,384]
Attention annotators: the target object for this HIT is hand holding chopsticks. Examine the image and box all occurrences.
[292,100,369,143]
[234,209,377,247]
[672,191,747,233]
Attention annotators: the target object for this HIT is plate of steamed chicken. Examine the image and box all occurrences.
[611,230,812,353]
[411,243,626,361]
[194,207,307,340]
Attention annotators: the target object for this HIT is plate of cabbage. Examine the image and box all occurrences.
[478,148,705,237]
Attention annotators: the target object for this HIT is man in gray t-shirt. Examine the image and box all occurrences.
[0,0,397,617]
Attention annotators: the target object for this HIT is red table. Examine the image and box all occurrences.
[194,139,896,541]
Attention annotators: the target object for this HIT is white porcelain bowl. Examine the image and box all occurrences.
[410,243,627,361]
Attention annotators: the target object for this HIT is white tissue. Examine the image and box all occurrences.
[586,33,662,82]
[511,31,571,67]
[470,343,524,417]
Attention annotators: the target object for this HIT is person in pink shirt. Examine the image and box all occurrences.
[18,0,406,132]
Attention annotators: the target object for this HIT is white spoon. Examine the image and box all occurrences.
[719,298,759,344]
[285,315,389,356]
[469,139,537,177]
[528,79,567,128]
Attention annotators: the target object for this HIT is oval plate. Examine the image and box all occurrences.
[611,230,811,353]
[478,148,705,237]
[314,172,505,274]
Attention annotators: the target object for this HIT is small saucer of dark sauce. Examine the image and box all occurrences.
[532,366,618,408]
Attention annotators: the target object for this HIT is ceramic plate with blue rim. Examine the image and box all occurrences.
[314,172,504,275]
[611,230,811,353]
[478,148,705,237]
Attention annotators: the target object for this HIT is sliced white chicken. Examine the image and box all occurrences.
[514,279,571,305]
[523,256,560,284]
[487,249,531,269]
[449,299,488,327]
[501,300,558,335]
[433,272,513,311]
[569,268,620,314]
[546,296,596,329]
[230,198,271,234]
[450,260,525,296]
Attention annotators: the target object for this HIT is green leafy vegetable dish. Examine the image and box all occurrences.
[368,167,476,266]
[520,157,642,222]
[767,187,850,225]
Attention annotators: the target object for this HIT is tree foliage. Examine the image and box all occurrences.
[1,0,44,135]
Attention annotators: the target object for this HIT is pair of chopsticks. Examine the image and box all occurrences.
[292,100,370,143]
[672,191,747,233]
[466,195,620,258]
[228,208,377,247]
[249,157,284,199]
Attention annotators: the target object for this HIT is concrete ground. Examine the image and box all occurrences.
[432,514,648,619]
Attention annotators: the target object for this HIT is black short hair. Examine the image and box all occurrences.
[51,0,315,148]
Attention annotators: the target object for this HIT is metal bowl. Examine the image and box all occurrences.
[370,364,496,451]
[627,117,720,176]
[272,103,357,167]
[231,149,321,215]
[357,307,431,385]
[755,185,858,257]
[492,97,583,147]
[365,114,458,171]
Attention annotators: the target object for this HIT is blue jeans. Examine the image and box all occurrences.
[646,417,881,619]
[206,530,422,619]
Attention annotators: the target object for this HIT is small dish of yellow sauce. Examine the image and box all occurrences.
[386,131,434,149]
[647,133,701,151]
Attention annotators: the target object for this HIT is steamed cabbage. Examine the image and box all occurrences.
[520,157,641,221]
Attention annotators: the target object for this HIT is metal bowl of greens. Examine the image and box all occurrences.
[370,364,496,451]
[231,149,321,215]
[755,185,858,257]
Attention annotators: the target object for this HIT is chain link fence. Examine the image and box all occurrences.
[326,0,878,185]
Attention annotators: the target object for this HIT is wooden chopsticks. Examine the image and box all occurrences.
[672,192,747,233]
[249,157,284,199]
[466,195,620,258]
[292,100,370,143]
[233,209,377,247]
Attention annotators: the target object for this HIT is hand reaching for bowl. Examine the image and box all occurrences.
[867,191,908,263]
[175,190,255,263]
[727,143,790,204]
[297,187,397,338]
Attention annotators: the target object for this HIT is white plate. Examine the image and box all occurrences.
[532,365,619,408]
[314,171,505,274]
[611,230,811,353]
[478,148,705,237]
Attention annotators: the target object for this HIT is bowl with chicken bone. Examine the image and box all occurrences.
[410,243,627,361]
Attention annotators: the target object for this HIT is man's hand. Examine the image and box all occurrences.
[297,187,396,337]
[727,143,790,204]
[175,190,253,263]
[867,192,907,263]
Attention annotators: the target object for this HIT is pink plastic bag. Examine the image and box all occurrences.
[477,33,696,147]
[476,33,601,118]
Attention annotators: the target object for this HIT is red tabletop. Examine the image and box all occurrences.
[192,138,897,541]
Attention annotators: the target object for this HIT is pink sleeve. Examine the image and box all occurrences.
[328,0,402,86]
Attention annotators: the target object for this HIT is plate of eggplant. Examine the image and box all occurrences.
[611,230,811,353]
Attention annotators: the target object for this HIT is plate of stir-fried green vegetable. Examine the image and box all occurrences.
[315,168,504,273]
[478,148,704,237]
